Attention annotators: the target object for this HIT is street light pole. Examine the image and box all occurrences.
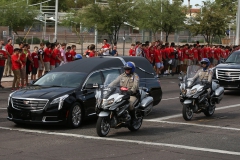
[160,0,163,41]
[54,0,59,42]
[94,0,98,48]
[235,0,240,45]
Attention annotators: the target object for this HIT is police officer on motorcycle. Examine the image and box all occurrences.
[192,58,213,97]
[109,61,139,118]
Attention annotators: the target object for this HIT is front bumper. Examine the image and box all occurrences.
[7,103,68,124]
[219,80,240,90]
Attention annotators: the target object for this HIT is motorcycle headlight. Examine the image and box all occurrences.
[50,94,69,110]
[107,98,114,105]
[190,88,197,95]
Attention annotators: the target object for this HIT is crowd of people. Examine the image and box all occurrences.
[0,37,239,90]
[128,40,239,77]
[0,39,79,90]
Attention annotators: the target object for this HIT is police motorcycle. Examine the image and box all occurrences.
[95,74,153,137]
[179,65,224,121]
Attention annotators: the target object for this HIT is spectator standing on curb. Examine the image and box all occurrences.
[11,48,22,91]
[3,38,14,77]
[155,45,164,78]
[19,49,27,88]
[129,44,136,56]
[43,42,51,74]
[111,46,118,56]
[70,45,77,57]
[60,43,67,65]
[38,43,45,78]
[101,39,111,56]
[0,43,7,88]
[65,46,73,62]
[31,46,39,80]
[88,44,96,58]
[25,44,33,85]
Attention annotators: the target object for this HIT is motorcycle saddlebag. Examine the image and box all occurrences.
[213,87,224,104]
[139,96,154,116]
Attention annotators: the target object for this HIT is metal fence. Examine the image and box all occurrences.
[8,33,237,56]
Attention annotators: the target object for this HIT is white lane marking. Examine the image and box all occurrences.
[148,103,240,121]
[0,126,240,156]
[162,97,179,101]
[146,120,240,132]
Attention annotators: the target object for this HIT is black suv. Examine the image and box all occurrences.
[214,50,240,90]
[7,57,162,128]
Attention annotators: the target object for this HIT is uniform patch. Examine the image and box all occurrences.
[134,75,139,81]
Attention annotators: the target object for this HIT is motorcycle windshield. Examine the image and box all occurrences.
[187,65,201,79]
[96,74,120,100]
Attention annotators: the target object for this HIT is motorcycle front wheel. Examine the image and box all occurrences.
[204,105,215,117]
[182,104,193,121]
[96,117,110,137]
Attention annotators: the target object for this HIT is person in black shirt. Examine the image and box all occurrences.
[38,43,45,78]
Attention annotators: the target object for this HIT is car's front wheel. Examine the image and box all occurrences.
[67,102,83,128]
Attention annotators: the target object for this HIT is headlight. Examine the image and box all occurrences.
[190,88,197,95]
[8,91,16,106]
[107,98,114,105]
[50,94,69,110]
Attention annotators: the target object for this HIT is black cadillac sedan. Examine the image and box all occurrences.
[7,57,162,128]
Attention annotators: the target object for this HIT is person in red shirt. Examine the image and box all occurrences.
[129,44,136,56]
[50,43,61,70]
[65,46,73,62]
[182,44,189,73]
[192,44,199,65]
[70,45,77,57]
[31,46,39,80]
[101,39,111,56]
[188,45,194,66]
[11,48,22,91]
[0,43,7,88]
[213,45,221,66]
[19,49,27,88]
[43,42,51,74]
[169,42,177,75]
[154,45,164,77]
[4,38,14,77]
[88,44,96,57]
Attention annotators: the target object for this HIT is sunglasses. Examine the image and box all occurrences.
[125,68,131,70]
[201,62,207,64]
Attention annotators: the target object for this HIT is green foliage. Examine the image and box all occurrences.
[133,0,186,42]
[15,37,27,44]
[0,0,39,35]
[187,0,231,44]
[27,37,41,44]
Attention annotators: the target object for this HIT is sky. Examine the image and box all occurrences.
[183,0,206,8]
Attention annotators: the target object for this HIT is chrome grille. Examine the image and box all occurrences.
[11,98,48,110]
[216,69,240,81]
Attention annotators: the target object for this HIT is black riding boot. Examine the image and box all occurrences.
[129,110,136,120]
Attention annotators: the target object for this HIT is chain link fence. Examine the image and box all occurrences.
[8,33,236,56]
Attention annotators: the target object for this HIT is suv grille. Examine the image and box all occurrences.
[11,98,48,110]
[217,69,240,81]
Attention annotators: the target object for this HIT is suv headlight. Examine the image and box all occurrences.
[50,94,69,110]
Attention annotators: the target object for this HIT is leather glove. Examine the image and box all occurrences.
[127,90,133,96]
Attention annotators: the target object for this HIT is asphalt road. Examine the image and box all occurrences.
[0,77,240,160]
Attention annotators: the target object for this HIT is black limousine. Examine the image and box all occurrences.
[7,57,162,128]
[215,50,240,90]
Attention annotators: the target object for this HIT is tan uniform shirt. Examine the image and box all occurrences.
[192,68,213,82]
[109,72,139,93]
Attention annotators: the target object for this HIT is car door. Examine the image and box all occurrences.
[82,71,103,115]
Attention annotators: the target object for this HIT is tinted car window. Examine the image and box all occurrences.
[102,69,120,79]
[34,72,87,87]
[225,51,240,63]
[86,72,103,85]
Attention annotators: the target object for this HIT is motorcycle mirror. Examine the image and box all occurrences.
[178,76,183,81]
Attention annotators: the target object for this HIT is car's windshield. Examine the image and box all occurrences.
[225,51,240,63]
[34,72,87,88]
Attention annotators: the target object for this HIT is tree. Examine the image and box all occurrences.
[133,0,186,42]
[187,0,232,44]
[63,0,135,45]
[0,0,39,35]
